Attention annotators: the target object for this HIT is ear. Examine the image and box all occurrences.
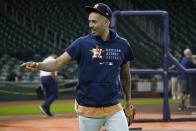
[107,20,110,27]
[104,19,110,28]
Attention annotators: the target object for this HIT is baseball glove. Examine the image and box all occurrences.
[124,105,136,126]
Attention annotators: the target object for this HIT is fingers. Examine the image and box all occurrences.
[20,61,33,68]
[25,66,37,72]
[20,61,38,72]
[124,102,132,109]
[20,63,27,67]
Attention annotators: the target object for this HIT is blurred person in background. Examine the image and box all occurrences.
[168,64,180,100]
[171,76,179,100]
[178,48,196,110]
[39,53,58,117]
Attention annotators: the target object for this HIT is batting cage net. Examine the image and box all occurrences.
[115,12,196,122]
[116,15,164,69]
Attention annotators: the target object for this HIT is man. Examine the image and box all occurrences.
[21,3,134,131]
[178,48,196,110]
[39,54,58,116]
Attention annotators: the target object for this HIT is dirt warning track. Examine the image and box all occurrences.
[1,115,196,131]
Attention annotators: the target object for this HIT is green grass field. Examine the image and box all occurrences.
[0,98,178,116]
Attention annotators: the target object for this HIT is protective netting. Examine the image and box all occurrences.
[116,15,164,69]
[116,15,196,121]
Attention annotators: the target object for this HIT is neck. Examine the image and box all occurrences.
[100,29,110,41]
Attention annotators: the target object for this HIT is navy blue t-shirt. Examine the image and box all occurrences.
[178,57,196,80]
[66,30,134,107]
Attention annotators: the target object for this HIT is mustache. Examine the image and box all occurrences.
[90,27,96,31]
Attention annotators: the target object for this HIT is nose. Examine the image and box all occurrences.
[89,21,94,28]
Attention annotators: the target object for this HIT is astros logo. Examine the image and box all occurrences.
[90,45,103,59]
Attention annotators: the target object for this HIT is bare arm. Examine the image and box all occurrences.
[21,52,72,72]
[120,62,131,104]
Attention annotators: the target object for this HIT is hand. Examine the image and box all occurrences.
[20,61,39,72]
[124,101,132,110]
[124,101,135,126]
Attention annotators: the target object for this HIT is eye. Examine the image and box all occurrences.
[90,20,97,24]
[94,21,97,24]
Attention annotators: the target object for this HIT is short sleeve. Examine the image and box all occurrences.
[122,40,134,64]
[66,38,81,60]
